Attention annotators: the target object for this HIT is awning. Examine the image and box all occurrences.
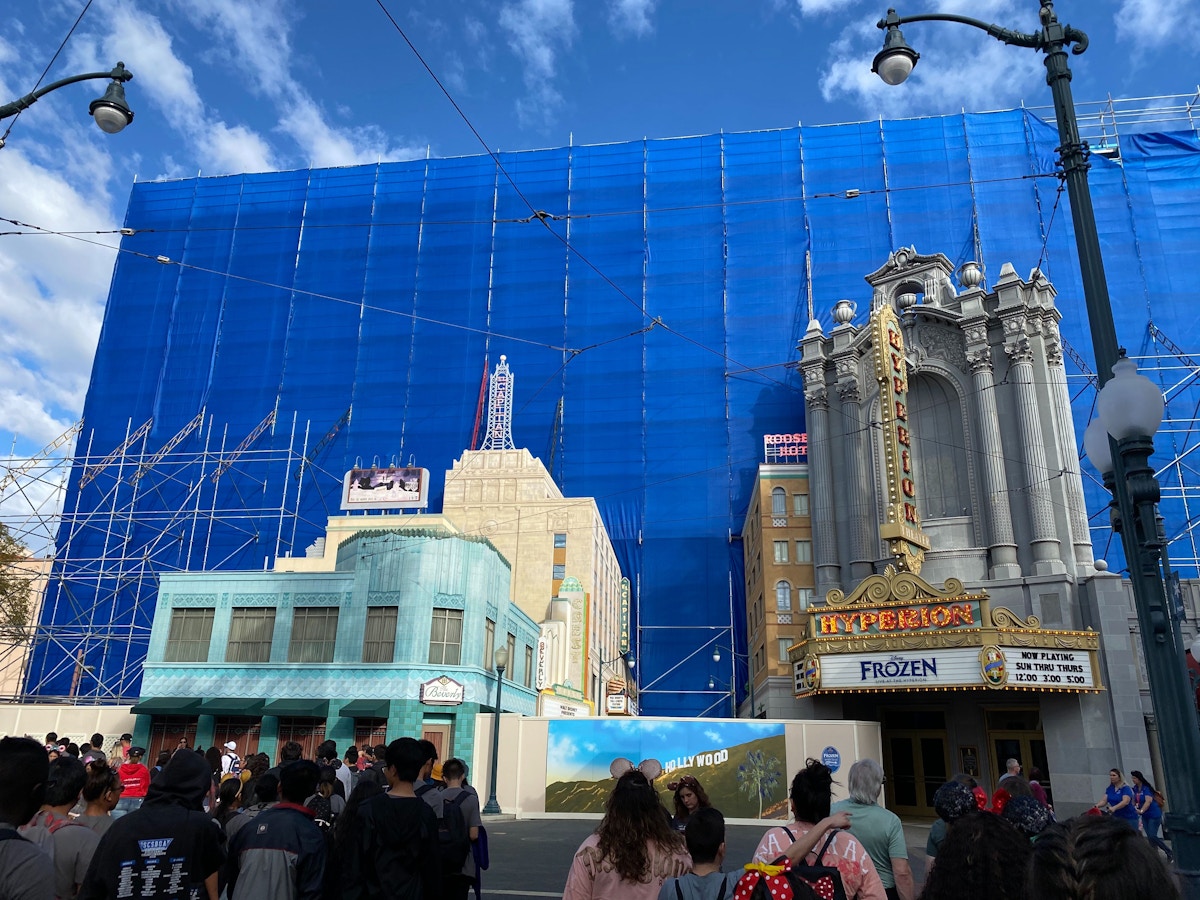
[130,697,201,716]
[196,698,265,716]
[338,699,391,718]
[263,699,330,718]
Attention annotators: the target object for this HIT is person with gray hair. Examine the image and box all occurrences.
[831,759,913,900]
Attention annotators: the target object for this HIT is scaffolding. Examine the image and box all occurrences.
[0,412,347,702]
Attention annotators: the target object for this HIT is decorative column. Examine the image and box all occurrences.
[802,361,842,598]
[1003,314,1065,575]
[835,353,876,581]
[964,319,1022,578]
[1044,318,1095,572]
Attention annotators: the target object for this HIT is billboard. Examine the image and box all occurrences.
[340,466,429,510]
[545,718,788,818]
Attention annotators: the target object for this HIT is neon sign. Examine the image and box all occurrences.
[872,305,930,569]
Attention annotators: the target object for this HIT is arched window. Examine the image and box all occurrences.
[775,581,792,611]
[771,487,786,516]
[910,373,972,519]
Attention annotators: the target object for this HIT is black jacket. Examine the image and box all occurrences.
[79,750,225,900]
[345,793,440,900]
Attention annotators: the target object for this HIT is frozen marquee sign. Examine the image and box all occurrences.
[792,566,1102,696]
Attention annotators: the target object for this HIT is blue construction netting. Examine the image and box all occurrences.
[26,108,1200,713]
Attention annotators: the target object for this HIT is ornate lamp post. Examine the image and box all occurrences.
[482,645,509,815]
[713,645,756,718]
[0,62,134,146]
[875,5,1200,891]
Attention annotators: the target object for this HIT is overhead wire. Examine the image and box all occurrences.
[0,0,95,148]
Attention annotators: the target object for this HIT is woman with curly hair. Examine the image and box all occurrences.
[563,768,690,900]
[668,775,712,832]
[920,811,1030,900]
[752,759,886,900]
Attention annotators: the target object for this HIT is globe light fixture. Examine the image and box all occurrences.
[872,13,919,85]
[0,62,135,146]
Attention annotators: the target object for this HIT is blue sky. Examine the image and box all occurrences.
[546,717,784,783]
[0,0,1194,487]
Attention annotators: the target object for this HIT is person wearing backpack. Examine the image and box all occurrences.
[658,808,734,900]
[1131,770,1173,863]
[0,737,54,900]
[346,737,441,900]
[437,759,480,900]
[751,759,886,900]
[21,755,101,900]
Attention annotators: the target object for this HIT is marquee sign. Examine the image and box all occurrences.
[794,567,1103,697]
[872,305,930,572]
[794,645,1097,695]
[814,599,982,637]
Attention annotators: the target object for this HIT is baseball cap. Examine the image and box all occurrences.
[224,741,237,751]
[129,746,146,757]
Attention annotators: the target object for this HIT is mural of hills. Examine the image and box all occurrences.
[546,732,788,818]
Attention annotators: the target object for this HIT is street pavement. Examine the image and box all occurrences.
[479,816,931,898]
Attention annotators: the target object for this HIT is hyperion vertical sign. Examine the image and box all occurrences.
[872,304,931,573]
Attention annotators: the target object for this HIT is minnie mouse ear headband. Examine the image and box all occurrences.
[609,757,664,782]
[667,775,700,792]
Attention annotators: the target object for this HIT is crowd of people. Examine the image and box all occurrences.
[562,757,1182,900]
[0,732,483,900]
[0,731,1185,900]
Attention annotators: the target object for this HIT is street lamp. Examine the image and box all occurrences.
[0,62,134,146]
[712,645,756,718]
[875,4,1200,892]
[482,646,508,815]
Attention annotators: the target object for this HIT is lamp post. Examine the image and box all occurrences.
[482,645,508,815]
[874,4,1200,892]
[712,645,756,718]
[0,62,135,146]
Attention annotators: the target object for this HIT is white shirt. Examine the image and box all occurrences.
[221,751,239,774]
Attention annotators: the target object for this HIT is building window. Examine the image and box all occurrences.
[362,606,398,663]
[771,487,786,517]
[795,540,813,563]
[792,493,810,516]
[775,581,792,612]
[778,638,793,662]
[797,587,814,609]
[484,618,495,670]
[773,541,788,564]
[429,608,464,666]
[524,645,534,687]
[552,563,566,579]
[553,533,567,548]
[289,607,339,663]
[226,608,276,663]
[164,608,214,663]
[506,633,517,680]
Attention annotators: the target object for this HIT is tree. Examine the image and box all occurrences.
[0,524,32,643]
[737,748,782,819]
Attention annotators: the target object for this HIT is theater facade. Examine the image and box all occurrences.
[785,248,1153,817]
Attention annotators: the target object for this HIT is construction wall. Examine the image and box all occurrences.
[26,110,1200,714]
[469,713,881,821]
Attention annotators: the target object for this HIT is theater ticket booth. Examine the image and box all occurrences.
[793,567,1103,817]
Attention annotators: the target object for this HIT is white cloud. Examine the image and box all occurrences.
[171,0,426,167]
[499,0,577,129]
[1114,0,1197,47]
[794,0,859,14]
[819,1,1045,118]
[609,0,657,38]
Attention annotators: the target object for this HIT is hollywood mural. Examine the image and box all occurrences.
[545,718,788,818]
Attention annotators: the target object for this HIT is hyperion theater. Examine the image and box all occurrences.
[790,248,1151,818]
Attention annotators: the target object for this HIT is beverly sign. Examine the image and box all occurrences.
[419,676,465,705]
